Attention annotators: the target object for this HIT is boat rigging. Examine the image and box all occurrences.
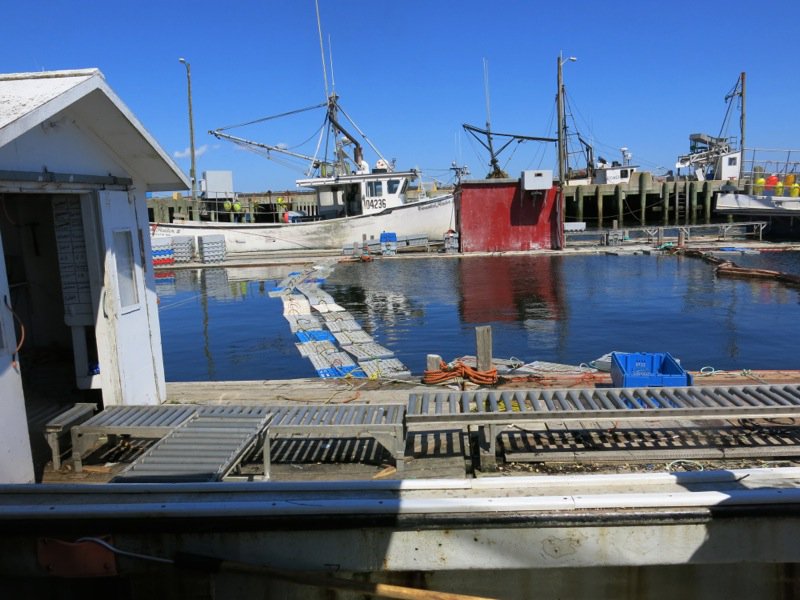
[463,59,556,179]
[462,123,556,179]
[210,91,391,179]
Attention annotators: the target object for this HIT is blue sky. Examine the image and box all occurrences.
[3,1,799,191]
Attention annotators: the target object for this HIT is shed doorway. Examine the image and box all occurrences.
[0,192,100,478]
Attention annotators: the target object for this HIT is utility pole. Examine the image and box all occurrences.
[179,58,198,217]
[556,52,576,184]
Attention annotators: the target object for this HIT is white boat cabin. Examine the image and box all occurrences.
[592,163,638,185]
[295,163,415,220]
[0,69,188,483]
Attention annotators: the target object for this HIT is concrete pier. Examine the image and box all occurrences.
[564,178,731,228]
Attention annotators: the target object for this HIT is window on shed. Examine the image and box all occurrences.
[113,229,139,311]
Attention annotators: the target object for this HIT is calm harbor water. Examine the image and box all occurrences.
[157,252,800,381]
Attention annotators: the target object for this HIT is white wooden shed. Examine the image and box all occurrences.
[0,69,189,483]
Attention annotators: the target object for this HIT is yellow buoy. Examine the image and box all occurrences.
[791,183,800,198]
[775,181,785,196]
[786,174,797,186]
[754,177,766,194]
[223,200,232,211]
[233,202,242,213]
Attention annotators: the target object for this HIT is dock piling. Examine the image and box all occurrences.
[614,185,623,228]
[639,172,650,226]
[427,354,442,372]
[703,181,712,224]
[476,326,493,372]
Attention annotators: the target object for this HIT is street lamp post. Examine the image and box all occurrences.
[556,52,577,184]
[179,58,198,218]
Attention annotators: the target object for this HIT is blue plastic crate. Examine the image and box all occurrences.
[610,352,693,388]
[334,364,366,378]
[295,330,336,343]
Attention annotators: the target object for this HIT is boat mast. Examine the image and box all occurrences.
[740,72,746,180]
[483,59,504,178]
[313,0,363,176]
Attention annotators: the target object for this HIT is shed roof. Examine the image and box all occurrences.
[0,68,189,192]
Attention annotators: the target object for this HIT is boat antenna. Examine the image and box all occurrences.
[484,58,492,132]
[482,58,504,178]
[315,0,329,98]
[328,34,336,93]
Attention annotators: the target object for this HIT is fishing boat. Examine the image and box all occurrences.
[714,146,800,216]
[151,162,455,254]
[153,69,455,254]
[715,177,800,216]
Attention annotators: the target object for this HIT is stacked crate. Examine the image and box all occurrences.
[380,232,397,256]
[151,237,174,266]
[171,236,194,263]
[198,234,226,263]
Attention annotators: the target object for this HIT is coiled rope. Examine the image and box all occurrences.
[423,360,498,385]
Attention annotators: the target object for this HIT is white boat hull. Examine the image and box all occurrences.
[152,193,455,254]
[716,191,800,216]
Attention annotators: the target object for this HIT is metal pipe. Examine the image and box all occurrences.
[6,486,800,519]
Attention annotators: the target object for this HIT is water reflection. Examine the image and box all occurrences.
[156,253,800,381]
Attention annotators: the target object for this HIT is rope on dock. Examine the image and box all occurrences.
[423,360,498,385]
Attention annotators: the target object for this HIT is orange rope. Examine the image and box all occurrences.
[423,360,498,385]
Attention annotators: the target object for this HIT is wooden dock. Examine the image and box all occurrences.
[164,369,800,405]
[563,175,739,228]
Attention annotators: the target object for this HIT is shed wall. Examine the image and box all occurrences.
[457,181,559,252]
[0,106,126,177]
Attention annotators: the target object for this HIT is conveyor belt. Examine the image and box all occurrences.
[408,384,800,469]
[407,384,800,424]
[71,405,198,471]
[113,406,271,483]
[263,404,406,479]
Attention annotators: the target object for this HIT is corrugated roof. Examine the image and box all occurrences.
[0,68,189,192]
